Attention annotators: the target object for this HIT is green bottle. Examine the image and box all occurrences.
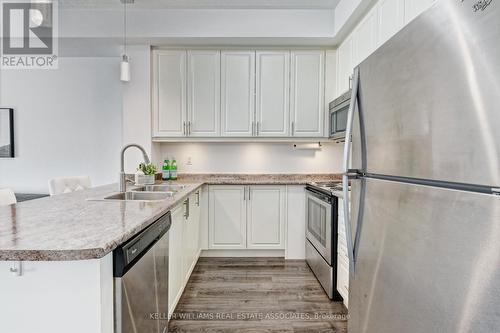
[170,158,178,180]
[162,159,170,181]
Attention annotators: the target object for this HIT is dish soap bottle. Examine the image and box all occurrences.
[162,158,170,181]
[170,157,178,180]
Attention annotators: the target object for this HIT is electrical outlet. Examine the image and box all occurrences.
[186,156,192,166]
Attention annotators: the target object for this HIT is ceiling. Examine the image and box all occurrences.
[59,0,341,10]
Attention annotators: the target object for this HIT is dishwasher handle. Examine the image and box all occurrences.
[113,211,171,277]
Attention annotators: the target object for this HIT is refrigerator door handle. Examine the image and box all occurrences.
[343,66,360,278]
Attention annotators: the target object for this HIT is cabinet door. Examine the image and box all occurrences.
[255,51,290,137]
[353,8,378,66]
[247,186,286,249]
[337,255,350,308]
[221,51,255,137]
[185,191,201,277]
[153,50,187,137]
[337,37,353,95]
[168,204,185,314]
[290,51,325,137]
[377,0,405,46]
[187,50,221,137]
[208,185,247,249]
[336,196,349,308]
[404,0,435,24]
[286,185,306,259]
[181,198,191,282]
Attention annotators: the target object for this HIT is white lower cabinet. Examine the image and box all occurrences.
[247,186,285,249]
[168,190,201,317]
[285,186,306,259]
[337,197,349,308]
[183,190,201,280]
[209,185,286,250]
[168,204,185,315]
[208,185,247,249]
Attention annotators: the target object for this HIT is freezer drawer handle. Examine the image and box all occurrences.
[343,67,360,278]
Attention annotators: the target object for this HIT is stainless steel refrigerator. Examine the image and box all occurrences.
[342,0,500,332]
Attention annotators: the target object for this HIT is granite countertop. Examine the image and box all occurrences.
[177,173,341,185]
[0,174,340,261]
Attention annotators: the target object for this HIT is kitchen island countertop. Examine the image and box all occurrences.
[0,173,340,261]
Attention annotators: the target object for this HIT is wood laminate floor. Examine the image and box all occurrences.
[169,257,348,333]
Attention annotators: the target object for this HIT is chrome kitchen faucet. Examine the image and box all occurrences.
[119,144,150,192]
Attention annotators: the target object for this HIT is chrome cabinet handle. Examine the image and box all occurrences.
[243,187,246,200]
[252,121,255,136]
[248,186,251,200]
[349,74,353,90]
[10,262,23,276]
[196,191,200,206]
[183,199,190,219]
[256,122,260,136]
[183,121,187,136]
[291,121,295,136]
[188,121,192,135]
[343,66,359,278]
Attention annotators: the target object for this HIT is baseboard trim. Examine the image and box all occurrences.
[200,249,286,257]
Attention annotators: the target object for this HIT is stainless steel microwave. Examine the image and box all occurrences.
[329,90,351,141]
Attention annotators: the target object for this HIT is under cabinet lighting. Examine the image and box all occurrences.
[293,142,323,150]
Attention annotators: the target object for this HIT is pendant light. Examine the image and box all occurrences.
[120,0,131,82]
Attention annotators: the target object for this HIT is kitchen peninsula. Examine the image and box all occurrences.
[0,173,337,333]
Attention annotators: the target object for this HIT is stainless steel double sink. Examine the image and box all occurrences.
[95,184,186,202]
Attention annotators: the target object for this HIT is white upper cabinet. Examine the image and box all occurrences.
[377,0,405,46]
[353,8,378,66]
[152,48,328,140]
[221,51,256,137]
[255,51,290,137]
[334,0,436,99]
[209,185,247,249]
[404,0,435,24]
[246,186,285,249]
[290,50,325,137]
[187,50,221,137]
[337,37,353,96]
[153,50,187,137]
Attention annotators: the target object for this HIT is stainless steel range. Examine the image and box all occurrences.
[304,181,346,301]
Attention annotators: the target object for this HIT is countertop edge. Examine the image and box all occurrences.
[1,175,341,261]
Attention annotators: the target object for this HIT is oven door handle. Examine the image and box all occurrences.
[343,66,360,278]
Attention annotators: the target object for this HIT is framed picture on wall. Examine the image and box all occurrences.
[0,108,14,158]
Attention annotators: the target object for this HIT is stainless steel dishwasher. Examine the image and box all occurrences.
[113,211,171,333]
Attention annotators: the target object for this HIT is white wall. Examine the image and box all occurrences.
[122,45,153,174]
[156,142,343,174]
[0,57,122,193]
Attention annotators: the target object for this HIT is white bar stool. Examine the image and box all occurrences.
[48,176,92,196]
[0,188,17,206]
